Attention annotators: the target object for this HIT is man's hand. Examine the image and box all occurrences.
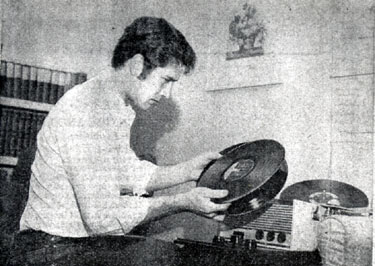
[178,187,230,220]
[181,151,222,182]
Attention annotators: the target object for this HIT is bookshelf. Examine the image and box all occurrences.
[0,156,18,166]
[0,60,87,175]
[0,96,53,112]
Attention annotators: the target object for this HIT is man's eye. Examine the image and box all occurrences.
[162,79,171,86]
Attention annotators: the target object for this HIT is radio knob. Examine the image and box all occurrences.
[266,232,275,242]
[277,232,287,243]
[230,235,237,247]
[255,230,264,240]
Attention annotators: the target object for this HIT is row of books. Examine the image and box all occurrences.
[0,60,87,104]
[0,107,47,157]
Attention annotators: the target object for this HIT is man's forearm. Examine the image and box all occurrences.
[141,194,187,223]
[145,164,190,192]
[143,152,220,193]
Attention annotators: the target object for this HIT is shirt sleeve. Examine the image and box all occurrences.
[120,152,158,196]
[52,93,156,235]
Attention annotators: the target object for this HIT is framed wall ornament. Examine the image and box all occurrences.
[226,3,265,60]
[205,1,281,91]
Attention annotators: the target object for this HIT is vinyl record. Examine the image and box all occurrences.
[226,160,288,215]
[222,160,288,227]
[197,139,286,204]
[279,179,369,208]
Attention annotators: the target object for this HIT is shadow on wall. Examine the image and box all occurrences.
[130,96,180,165]
[129,97,220,242]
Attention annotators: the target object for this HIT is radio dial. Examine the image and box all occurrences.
[255,230,264,240]
[266,231,275,242]
[277,232,287,243]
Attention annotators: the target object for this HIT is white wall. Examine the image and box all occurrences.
[2,0,373,241]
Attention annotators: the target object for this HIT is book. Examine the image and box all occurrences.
[28,66,38,101]
[23,111,32,150]
[63,72,72,94]
[16,111,26,156]
[3,108,12,156]
[5,62,14,98]
[21,65,31,100]
[0,61,7,97]
[29,113,38,146]
[42,69,52,103]
[49,71,59,104]
[77,73,87,85]
[0,108,9,155]
[35,68,44,103]
[57,71,66,101]
[36,113,46,138]
[13,64,22,99]
[9,109,19,157]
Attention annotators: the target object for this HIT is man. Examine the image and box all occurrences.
[9,17,229,265]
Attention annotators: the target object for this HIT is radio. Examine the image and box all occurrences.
[218,199,318,251]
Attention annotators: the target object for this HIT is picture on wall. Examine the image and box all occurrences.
[226,3,266,60]
[205,1,280,91]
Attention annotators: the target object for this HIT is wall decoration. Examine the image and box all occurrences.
[227,3,266,60]
[205,1,280,91]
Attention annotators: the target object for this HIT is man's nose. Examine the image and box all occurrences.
[160,86,172,98]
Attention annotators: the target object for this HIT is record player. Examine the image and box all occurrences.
[196,140,370,253]
[196,140,319,251]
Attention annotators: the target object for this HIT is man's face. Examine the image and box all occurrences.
[131,64,184,110]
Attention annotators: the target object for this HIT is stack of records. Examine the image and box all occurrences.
[197,139,288,226]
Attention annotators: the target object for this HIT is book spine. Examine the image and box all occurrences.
[0,61,7,97]
[13,63,22,99]
[30,112,38,146]
[77,73,87,84]
[3,108,12,156]
[16,111,26,156]
[36,113,46,135]
[21,65,31,100]
[5,62,14,98]
[35,68,44,102]
[0,107,9,155]
[49,71,59,104]
[57,72,66,101]
[28,66,38,101]
[71,73,77,88]
[23,111,32,150]
[63,72,72,94]
[42,69,52,103]
[9,109,19,157]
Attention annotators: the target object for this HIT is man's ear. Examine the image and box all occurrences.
[128,54,144,77]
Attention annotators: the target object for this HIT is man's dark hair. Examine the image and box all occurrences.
[112,17,196,79]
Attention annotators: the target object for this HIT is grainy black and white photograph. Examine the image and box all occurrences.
[0,0,373,265]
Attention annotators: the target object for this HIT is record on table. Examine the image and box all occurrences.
[197,139,286,204]
[279,179,369,208]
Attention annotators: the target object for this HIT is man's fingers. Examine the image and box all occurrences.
[206,202,231,213]
[197,187,229,198]
[204,213,226,222]
[207,189,229,199]
[200,151,222,162]
[213,214,225,222]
